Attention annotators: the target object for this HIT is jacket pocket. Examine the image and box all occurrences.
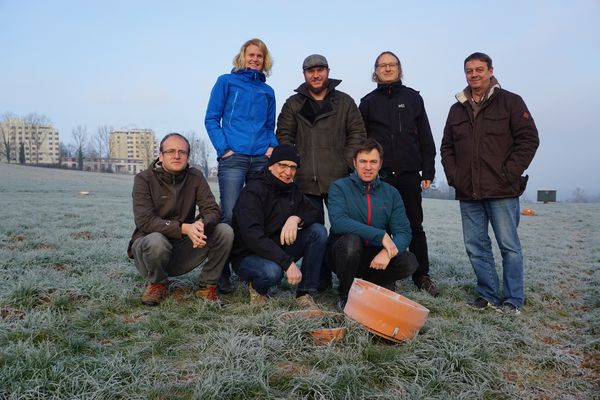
[448,116,470,141]
[483,114,509,135]
[501,164,525,194]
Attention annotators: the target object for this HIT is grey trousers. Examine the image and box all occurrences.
[132,223,233,286]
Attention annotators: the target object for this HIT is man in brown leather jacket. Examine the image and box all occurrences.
[128,133,233,306]
[441,52,539,314]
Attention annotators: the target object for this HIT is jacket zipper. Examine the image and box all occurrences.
[365,183,372,246]
[398,105,403,133]
[228,91,239,127]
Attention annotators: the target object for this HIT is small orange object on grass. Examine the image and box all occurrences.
[521,208,537,216]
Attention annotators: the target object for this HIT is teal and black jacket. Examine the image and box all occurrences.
[328,172,412,251]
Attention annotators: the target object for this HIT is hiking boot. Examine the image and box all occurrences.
[141,282,168,306]
[415,275,439,297]
[248,282,268,305]
[195,284,218,302]
[500,301,522,315]
[468,296,499,311]
[295,293,319,310]
[336,297,347,313]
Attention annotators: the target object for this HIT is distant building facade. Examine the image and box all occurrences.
[62,157,147,175]
[0,117,60,164]
[109,129,157,169]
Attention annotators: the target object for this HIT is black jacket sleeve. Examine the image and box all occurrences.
[233,188,294,271]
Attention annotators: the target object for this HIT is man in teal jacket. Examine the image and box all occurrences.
[328,138,418,310]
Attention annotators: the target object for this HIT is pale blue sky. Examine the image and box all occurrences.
[1,0,599,199]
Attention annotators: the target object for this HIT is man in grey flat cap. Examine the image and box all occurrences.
[276,54,366,291]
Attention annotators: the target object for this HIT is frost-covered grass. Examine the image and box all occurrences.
[1,163,598,399]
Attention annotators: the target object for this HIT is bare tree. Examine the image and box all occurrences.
[94,125,113,172]
[0,112,16,163]
[58,142,70,166]
[24,112,51,165]
[184,130,211,176]
[72,125,88,170]
[93,125,112,158]
[138,134,156,170]
[18,142,25,164]
[571,187,588,203]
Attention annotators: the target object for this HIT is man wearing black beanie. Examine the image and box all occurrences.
[231,144,327,306]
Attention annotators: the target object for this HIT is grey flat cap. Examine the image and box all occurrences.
[302,54,329,70]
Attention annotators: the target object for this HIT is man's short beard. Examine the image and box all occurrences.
[308,80,328,95]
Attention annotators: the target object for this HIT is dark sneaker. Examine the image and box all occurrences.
[141,282,168,306]
[414,275,439,297]
[468,296,499,311]
[317,280,333,293]
[500,302,522,315]
[195,284,219,302]
[336,297,347,312]
[217,274,234,294]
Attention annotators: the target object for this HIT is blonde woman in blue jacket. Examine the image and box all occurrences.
[205,38,278,291]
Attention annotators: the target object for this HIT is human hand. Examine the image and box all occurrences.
[381,233,398,259]
[265,147,274,157]
[286,262,302,285]
[222,150,235,159]
[280,216,301,246]
[182,222,207,248]
[370,249,391,270]
[422,180,431,190]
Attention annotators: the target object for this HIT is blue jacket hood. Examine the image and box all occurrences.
[233,68,267,83]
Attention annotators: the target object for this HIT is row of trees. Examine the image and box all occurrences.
[66,126,212,175]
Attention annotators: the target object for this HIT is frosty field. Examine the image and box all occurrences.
[0,163,598,399]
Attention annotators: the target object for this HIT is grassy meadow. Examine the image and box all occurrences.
[0,163,598,399]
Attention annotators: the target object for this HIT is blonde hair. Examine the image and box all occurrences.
[232,38,273,77]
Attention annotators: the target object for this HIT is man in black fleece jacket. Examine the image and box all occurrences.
[231,144,327,306]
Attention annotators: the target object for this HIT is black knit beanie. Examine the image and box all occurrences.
[268,144,301,167]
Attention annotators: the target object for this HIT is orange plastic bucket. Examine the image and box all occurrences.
[344,278,429,342]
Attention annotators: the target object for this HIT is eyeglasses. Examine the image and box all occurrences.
[276,162,298,172]
[376,62,399,69]
[162,149,189,157]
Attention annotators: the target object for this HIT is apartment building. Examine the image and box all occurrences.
[109,129,157,169]
[0,117,60,164]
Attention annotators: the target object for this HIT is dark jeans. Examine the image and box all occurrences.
[237,224,327,295]
[217,153,269,282]
[328,233,419,298]
[382,171,430,281]
[305,193,333,290]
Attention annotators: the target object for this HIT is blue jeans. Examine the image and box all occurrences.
[217,153,269,224]
[237,224,327,295]
[459,198,524,308]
